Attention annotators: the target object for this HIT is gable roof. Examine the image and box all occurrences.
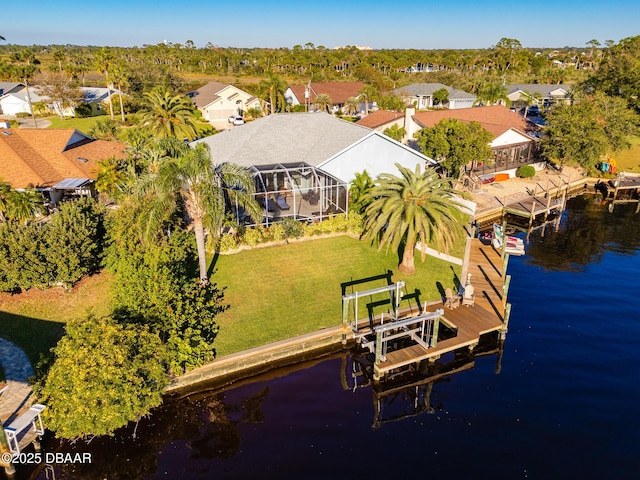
[506,83,573,98]
[288,82,364,105]
[394,83,476,101]
[192,112,372,168]
[356,110,404,129]
[412,105,535,139]
[188,81,241,109]
[0,82,24,96]
[0,128,126,189]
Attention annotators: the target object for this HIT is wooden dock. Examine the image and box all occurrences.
[371,239,507,380]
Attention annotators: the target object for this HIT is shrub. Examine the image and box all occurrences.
[517,165,536,178]
[242,226,265,246]
[218,233,239,252]
[282,218,304,239]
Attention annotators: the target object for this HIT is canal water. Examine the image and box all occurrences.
[15,194,640,479]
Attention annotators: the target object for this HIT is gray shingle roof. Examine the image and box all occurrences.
[191,112,372,168]
[506,84,573,97]
[394,83,475,100]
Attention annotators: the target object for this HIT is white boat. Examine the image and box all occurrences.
[492,223,525,256]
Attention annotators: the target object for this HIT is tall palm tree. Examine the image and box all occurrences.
[138,143,260,283]
[258,74,287,114]
[139,86,200,141]
[314,93,332,113]
[362,164,464,275]
[94,47,115,120]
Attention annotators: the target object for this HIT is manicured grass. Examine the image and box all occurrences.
[0,236,464,363]
[46,115,106,132]
[211,235,463,356]
[615,136,640,173]
[0,273,113,365]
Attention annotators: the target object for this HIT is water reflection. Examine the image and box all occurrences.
[343,335,504,429]
[18,336,506,480]
[525,194,640,271]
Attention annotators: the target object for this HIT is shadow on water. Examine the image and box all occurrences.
[14,332,506,480]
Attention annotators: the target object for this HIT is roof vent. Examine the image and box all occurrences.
[77,157,88,163]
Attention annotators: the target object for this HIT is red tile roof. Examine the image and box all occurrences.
[356,110,404,129]
[288,81,364,105]
[0,128,126,189]
[412,105,534,139]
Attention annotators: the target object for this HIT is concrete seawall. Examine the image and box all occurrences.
[166,325,353,396]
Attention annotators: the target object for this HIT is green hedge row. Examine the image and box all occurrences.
[215,213,364,252]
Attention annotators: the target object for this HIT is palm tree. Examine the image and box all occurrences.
[258,74,287,114]
[344,96,360,116]
[314,93,332,113]
[110,62,128,122]
[138,143,260,283]
[474,82,510,107]
[1,188,46,224]
[139,86,200,141]
[361,164,464,275]
[94,47,115,120]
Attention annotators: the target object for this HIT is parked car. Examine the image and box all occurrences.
[232,116,245,125]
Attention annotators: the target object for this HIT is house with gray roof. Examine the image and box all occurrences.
[393,83,476,110]
[192,112,435,225]
[506,84,573,109]
[188,82,262,123]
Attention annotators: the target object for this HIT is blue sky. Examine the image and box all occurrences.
[3,0,639,49]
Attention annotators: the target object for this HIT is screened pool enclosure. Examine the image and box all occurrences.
[230,162,348,227]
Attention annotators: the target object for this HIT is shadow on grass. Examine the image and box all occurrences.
[0,311,65,367]
[340,270,394,296]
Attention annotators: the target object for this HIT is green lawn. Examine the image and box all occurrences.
[0,236,463,362]
[46,115,106,132]
[0,273,113,365]
[615,136,640,173]
[211,235,462,356]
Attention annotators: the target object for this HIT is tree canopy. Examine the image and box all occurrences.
[414,119,493,177]
[541,92,639,172]
[39,314,169,439]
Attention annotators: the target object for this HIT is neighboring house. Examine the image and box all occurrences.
[77,86,122,116]
[410,105,542,178]
[0,85,121,117]
[393,83,476,110]
[506,84,573,109]
[0,82,24,98]
[0,127,126,205]
[285,82,365,113]
[0,87,48,116]
[192,112,436,226]
[188,82,262,122]
[355,110,404,133]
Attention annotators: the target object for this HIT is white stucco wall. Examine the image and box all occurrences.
[317,132,435,183]
[491,129,532,147]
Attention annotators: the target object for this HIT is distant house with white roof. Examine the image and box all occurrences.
[0,85,121,117]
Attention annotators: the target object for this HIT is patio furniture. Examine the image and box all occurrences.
[444,288,460,309]
[276,195,290,210]
[462,284,475,307]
